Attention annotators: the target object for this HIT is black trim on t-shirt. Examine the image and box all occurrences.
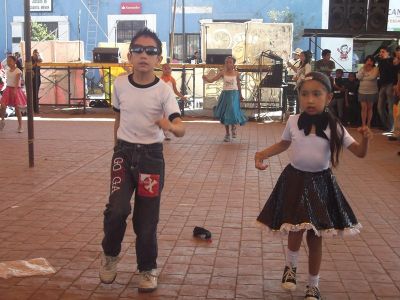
[113,106,120,112]
[128,74,160,88]
[169,112,181,122]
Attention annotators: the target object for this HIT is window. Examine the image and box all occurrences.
[172,33,200,62]
[116,20,147,43]
[40,22,59,38]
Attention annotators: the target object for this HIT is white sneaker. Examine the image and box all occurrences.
[0,120,5,131]
[223,134,230,142]
[17,127,24,133]
[99,254,119,284]
[138,269,158,293]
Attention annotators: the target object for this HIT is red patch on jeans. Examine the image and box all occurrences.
[138,173,160,197]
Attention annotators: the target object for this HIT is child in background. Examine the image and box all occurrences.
[255,72,372,300]
[345,72,360,127]
[329,69,346,123]
[161,63,187,140]
[202,56,247,142]
[0,55,27,133]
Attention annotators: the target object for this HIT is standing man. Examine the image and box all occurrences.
[99,28,185,293]
[377,46,397,131]
[32,49,42,114]
[315,49,335,77]
[287,48,303,77]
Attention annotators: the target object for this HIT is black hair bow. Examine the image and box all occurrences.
[297,112,329,140]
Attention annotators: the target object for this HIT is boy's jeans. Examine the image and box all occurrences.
[378,83,394,130]
[102,140,164,272]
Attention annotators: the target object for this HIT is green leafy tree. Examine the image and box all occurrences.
[31,22,57,41]
[267,8,304,44]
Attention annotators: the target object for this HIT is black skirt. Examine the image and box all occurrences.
[257,164,361,236]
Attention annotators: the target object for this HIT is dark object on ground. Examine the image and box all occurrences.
[89,99,110,108]
[193,226,212,242]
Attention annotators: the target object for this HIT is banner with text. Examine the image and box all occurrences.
[30,0,52,12]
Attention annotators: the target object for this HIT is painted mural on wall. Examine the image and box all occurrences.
[201,22,293,64]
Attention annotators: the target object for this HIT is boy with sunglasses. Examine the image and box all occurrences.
[99,28,185,292]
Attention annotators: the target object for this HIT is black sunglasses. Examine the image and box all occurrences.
[129,45,159,56]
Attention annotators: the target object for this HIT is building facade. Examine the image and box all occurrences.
[0,0,323,61]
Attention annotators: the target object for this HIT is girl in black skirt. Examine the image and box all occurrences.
[254,72,372,300]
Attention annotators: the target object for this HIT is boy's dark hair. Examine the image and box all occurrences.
[364,55,376,64]
[225,55,236,64]
[335,68,343,73]
[348,72,356,78]
[321,49,331,57]
[300,50,312,67]
[380,46,389,53]
[298,71,344,167]
[129,28,162,55]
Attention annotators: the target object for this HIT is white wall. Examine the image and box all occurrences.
[12,16,69,54]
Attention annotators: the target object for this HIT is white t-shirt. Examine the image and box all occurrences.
[6,68,22,87]
[282,115,355,172]
[112,75,181,144]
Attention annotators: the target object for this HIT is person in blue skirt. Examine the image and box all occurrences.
[202,56,247,142]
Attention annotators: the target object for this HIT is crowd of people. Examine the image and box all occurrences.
[288,46,400,137]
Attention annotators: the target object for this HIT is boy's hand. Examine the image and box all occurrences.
[156,118,172,132]
[254,152,268,170]
[357,126,373,140]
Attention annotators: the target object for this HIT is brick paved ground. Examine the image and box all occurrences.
[0,114,399,300]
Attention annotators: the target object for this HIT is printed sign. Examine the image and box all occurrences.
[30,0,52,12]
[321,37,353,72]
[121,2,142,14]
[388,0,400,31]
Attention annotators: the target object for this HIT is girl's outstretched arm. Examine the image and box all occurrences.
[202,70,223,83]
[347,126,373,158]
[255,140,291,170]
